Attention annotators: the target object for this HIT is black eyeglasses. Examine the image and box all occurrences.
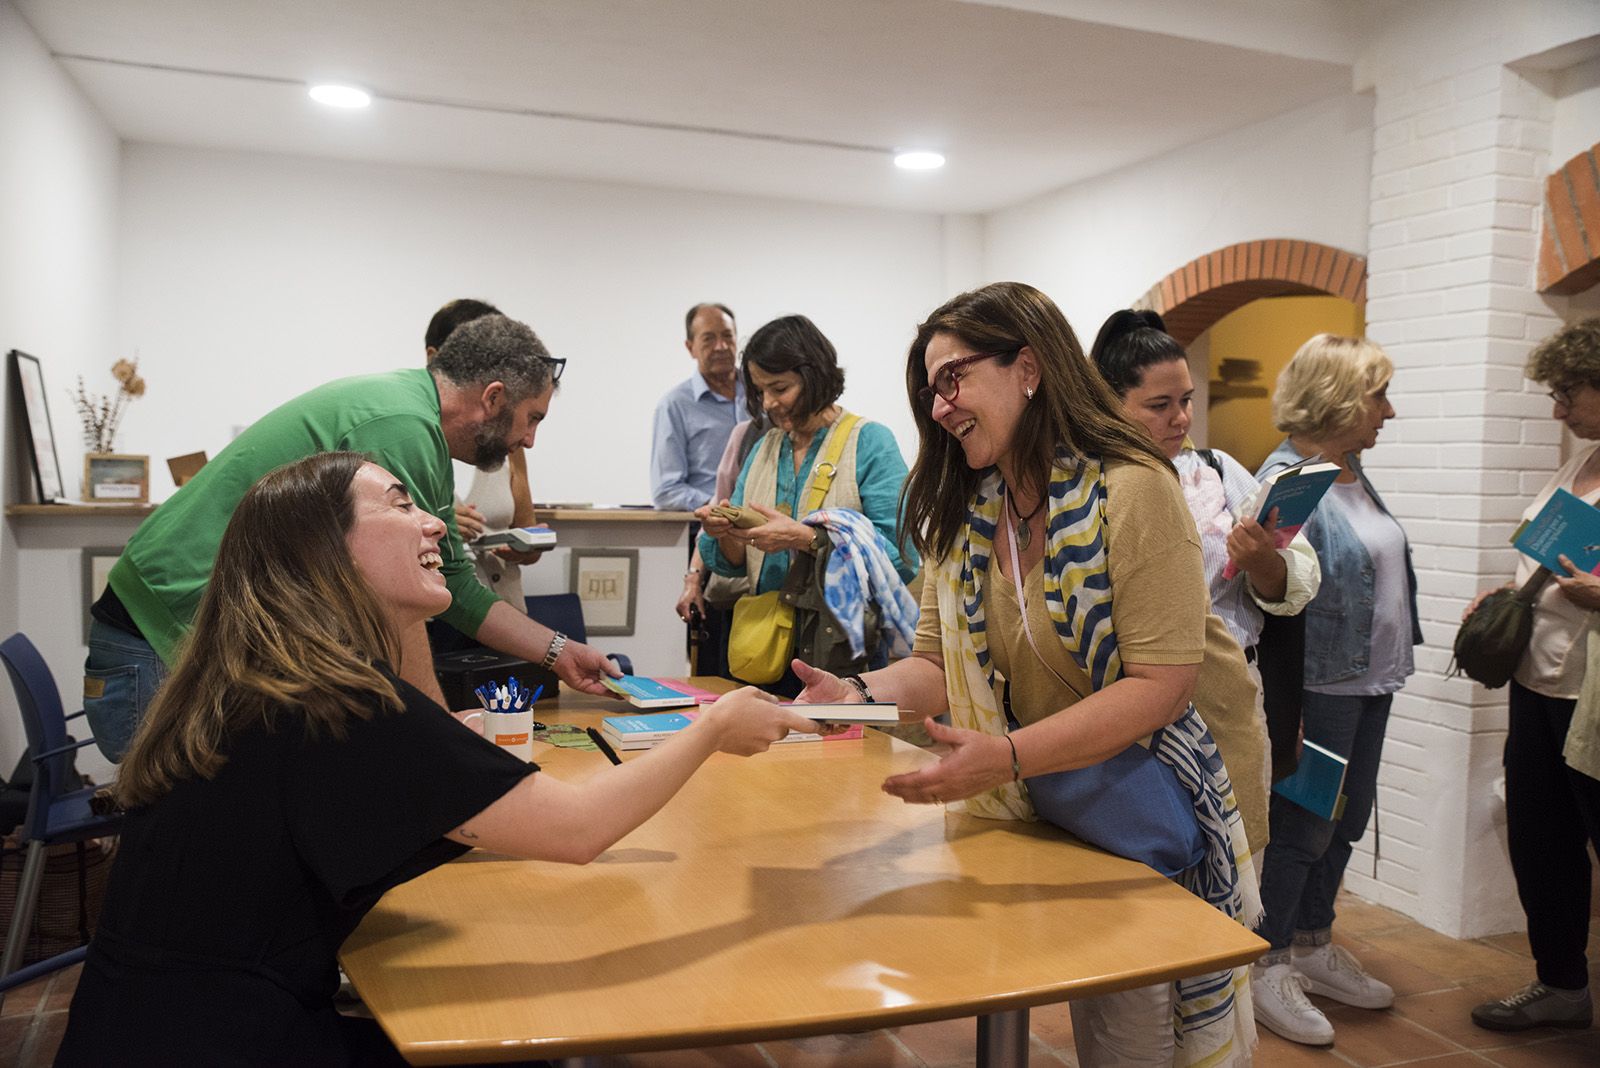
[1549,385,1575,407]
[917,349,1017,410]
[541,356,567,384]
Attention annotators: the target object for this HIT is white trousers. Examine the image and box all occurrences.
[1070,982,1174,1068]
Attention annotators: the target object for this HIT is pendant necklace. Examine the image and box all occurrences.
[1007,488,1045,551]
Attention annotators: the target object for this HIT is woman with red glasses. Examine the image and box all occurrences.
[791,282,1259,1066]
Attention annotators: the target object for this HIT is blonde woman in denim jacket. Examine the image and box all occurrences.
[1249,335,1419,1048]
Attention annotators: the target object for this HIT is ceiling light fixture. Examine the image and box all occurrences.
[308,84,372,109]
[894,150,945,171]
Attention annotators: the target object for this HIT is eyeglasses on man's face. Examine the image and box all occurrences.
[918,348,1019,411]
[540,356,567,384]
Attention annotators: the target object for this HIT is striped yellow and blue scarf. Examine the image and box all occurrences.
[932,450,1261,1067]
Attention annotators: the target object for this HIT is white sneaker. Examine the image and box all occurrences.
[1293,942,1395,1009]
[1253,962,1335,1046]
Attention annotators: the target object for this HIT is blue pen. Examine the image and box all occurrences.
[529,684,544,705]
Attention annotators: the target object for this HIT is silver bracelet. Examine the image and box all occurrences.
[540,631,568,670]
[842,674,874,703]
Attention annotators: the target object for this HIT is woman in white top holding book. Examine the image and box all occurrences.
[1463,318,1600,1034]
[1090,310,1320,871]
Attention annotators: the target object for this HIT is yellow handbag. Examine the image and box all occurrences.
[726,415,859,684]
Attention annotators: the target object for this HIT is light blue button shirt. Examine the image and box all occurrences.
[649,370,746,511]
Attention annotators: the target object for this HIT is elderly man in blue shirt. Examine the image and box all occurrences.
[650,302,748,511]
[651,302,748,675]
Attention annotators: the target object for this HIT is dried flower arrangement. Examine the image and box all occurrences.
[71,358,147,454]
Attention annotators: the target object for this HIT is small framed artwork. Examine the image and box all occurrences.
[569,548,639,636]
[83,453,150,503]
[82,547,122,641]
[8,350,66,502]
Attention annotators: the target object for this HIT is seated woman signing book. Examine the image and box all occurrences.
[55,451,817,1067]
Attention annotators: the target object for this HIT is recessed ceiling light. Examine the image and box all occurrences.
[308,84,372,109]
[894,150,945,171]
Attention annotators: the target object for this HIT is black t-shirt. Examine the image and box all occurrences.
[56,667,537,1067]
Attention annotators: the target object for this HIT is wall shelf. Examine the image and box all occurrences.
[6,503,158,518]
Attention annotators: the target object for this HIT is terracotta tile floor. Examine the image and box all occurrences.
[6,891,1598,1067]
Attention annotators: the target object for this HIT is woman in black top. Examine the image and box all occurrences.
[56,451,815,1066]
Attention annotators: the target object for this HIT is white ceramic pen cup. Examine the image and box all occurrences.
[462,708,535,761]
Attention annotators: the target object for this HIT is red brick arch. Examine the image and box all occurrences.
[1134,239,1367,346]
[1539,143,1600,296]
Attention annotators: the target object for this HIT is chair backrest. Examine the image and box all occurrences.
[524,593,588,646]
[0,634,76,834]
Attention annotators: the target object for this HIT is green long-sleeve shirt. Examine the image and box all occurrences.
[109,368,498,663]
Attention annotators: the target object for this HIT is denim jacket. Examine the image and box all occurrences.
[1258,440,1422,687]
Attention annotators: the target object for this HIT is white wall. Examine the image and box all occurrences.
[115,145,945,506]
[0,0,122,781]
[1551,51,1600,165]
[981,91,1375,335]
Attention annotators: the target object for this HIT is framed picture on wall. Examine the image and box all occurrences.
[82,547,122,641]
[569,548,639,636]
[9,349,66,502]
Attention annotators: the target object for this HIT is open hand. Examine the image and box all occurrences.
[881,719,1012,805]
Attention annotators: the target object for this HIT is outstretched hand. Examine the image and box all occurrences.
[554,638,623,695]
[880,719,1012,805]
[790,660,856,704]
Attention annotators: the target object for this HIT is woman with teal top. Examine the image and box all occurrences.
[695,315,918,695]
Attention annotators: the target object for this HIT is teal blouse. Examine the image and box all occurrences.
[699,420,918,593]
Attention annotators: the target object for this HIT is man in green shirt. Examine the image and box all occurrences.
[84,314,617,760]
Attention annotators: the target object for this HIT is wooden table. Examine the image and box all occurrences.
[341,682,1266,1066]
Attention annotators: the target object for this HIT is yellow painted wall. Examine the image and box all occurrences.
[1199,295,1365,472]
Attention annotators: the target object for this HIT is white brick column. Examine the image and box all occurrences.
[1356,61,1568,937]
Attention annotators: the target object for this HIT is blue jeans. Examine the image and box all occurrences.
[83,620,168,762]
[1255,690,1393,953]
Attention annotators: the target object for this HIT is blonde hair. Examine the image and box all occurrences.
[116,451,403,809]
[1272,334,1394,439]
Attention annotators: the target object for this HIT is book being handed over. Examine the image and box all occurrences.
[1222,458,1341,579]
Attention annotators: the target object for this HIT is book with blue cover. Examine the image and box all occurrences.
[1512,487,1600,575]
[599,711,696,749]
[1223,460,1340,578]
[602,675,699,709]
[1271,739,1349,821]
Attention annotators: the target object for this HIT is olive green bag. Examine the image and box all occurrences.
[1450,567,1551,689]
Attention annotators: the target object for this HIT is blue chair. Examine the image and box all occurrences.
[525,593,633,675]
[0,634,122,991]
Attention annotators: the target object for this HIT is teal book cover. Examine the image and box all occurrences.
[1271,739,1349,821]
[1512,487,1600,575]
[602,676,698,709]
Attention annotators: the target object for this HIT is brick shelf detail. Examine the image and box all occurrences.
[1538,142,1600,296]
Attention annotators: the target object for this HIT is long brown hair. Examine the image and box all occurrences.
[116,451,404,808]
[901,282,1172,561]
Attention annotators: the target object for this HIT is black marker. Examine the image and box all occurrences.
[586,726,623,766]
